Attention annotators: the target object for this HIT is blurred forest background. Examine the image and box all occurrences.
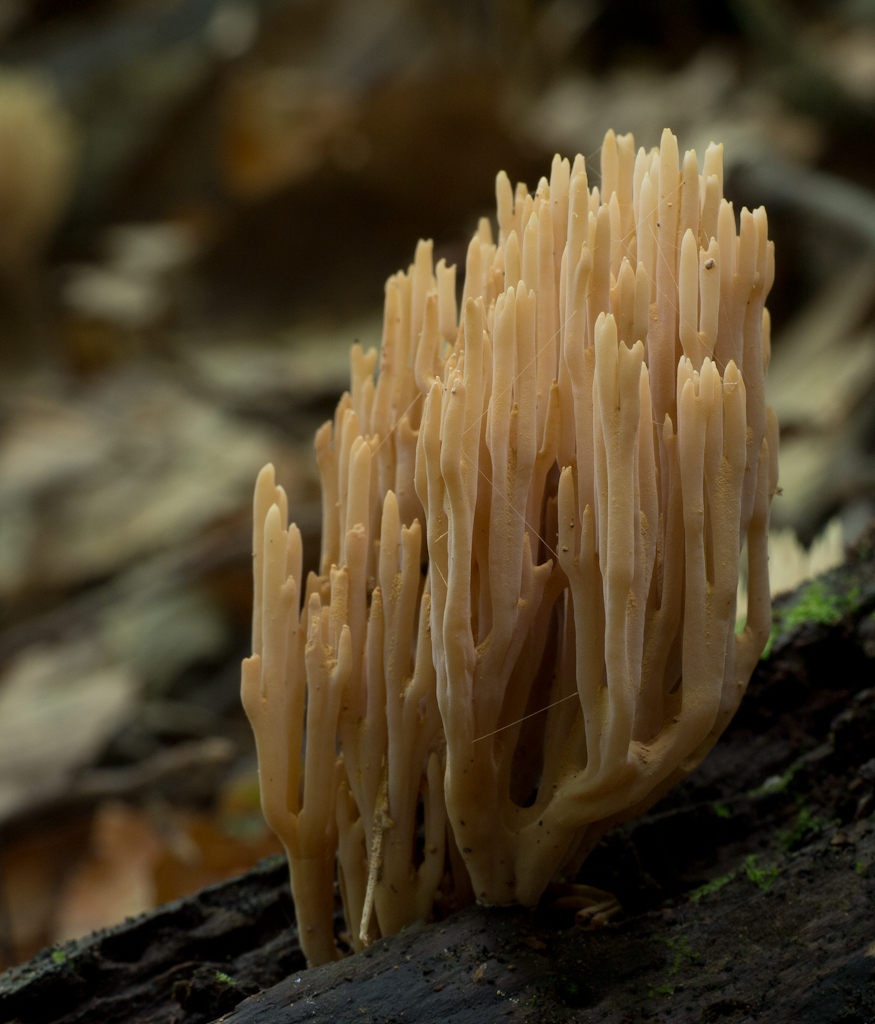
[0,0,874,967]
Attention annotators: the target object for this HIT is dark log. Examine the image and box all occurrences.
[0,854,314,1024]
[3,538,875,1023]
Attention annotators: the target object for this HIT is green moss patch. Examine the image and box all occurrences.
[762,581,862,659]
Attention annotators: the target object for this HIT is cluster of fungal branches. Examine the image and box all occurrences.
[242,127,778,966]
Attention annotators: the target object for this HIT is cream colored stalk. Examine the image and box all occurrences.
[242,464,350,966]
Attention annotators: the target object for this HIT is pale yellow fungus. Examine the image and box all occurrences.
[243,127,778,966]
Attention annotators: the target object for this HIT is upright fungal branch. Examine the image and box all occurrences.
[242,467,350,966]
[244,128,778,963]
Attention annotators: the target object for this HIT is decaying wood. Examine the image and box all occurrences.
[2,540,875,1023]
[0,855,312,1024]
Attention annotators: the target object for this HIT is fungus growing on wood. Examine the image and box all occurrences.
[243,127,778,966]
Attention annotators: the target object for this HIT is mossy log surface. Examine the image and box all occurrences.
[3,538,875,1024]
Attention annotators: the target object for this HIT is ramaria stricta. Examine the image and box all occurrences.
[242,127,778,967]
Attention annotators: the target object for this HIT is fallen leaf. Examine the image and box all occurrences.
[53,801,164,943]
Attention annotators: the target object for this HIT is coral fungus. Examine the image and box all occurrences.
[243,127,777,966]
